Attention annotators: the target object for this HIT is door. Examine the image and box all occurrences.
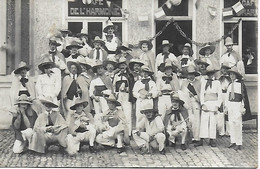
[0,0,7,75]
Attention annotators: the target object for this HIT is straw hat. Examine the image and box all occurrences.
[129,59,144,71]
[178,43,193,56]
[199,44,215,55]
[140,102,154,114]
[187,65,200,76]
[15,94,32,105]
[14,61,30,74]
[158,40,173,50]
[67,61,82,74]
[141,65,154,75]
[106,94,121,106]
[226,66,242,79]
[70,98,88,110]
[194,58,210,67]
[93,36,105,45]
[138,40,153,51]
[162,58,178,71]
[103,20,115,33]
[117,57,127,66]
[40,96,58,108]
[104,57,118,69]
[221,61,231,70]
[38,57,55,72]
[205,65,218,75]
[225,37,233,46]
[171,93,185,105]
[76,28,88,37]
[92,60,104,73]
[49,37,61,46]
[117,43,132,51]
[66,40,83,50]
[77,57,93,70]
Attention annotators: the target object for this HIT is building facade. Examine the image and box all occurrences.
[0,0,257,128]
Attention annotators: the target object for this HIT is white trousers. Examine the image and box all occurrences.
[216,112,225,136]
[118,92,132,136]
[188,97,201,141]
[96,127,124,148]
[167,126,187,144]
[199,102,217,139]
[93,96,109,115]
[135,98,153,126]
[66,129,96,155]
[132,130,165,151]
[13,128,33,154]
[227,101,243,145]
[158,95,172,121]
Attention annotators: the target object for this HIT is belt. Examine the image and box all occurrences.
[204,93,218,102]
[161,90,172,95]
[228,93,242,102]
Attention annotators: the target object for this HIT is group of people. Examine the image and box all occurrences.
[9,20,252,156]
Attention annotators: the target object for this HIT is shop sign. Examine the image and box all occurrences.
[68,0,122,17]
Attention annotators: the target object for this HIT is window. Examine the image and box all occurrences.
[224,0,257,17]
[158,0,189,16]
[224,23,239,45]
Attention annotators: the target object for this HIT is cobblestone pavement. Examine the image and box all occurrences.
[0,129,257,168]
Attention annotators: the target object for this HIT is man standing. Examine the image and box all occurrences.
[89,36,108,61]
[66,39,85,63]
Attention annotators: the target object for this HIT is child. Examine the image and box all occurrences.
[138,40,155,72]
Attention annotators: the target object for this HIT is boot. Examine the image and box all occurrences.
[181,144,187,151]
[89,146,97,153]
[194,139,203,147]
[159,148,166,155]
[227,143,236,148]
[234,145,241,151]
[209,139,216,147]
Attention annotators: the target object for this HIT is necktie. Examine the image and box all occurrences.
[20,78,28,87]
[205,79,213,90]
[230,82,235,100]
[48,113,54,126]
[162,76,172,84]
[172,110,181,122]
[187,83,197,96]
[181,58,188,66]
[49,51,56,63]
[162,52,169,62]
[228,53,231,57]
[141,79,150,91]
[96,49,100,60]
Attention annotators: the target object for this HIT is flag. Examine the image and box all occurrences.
[165,0,172,9]
[169,0,182,6]
[222,7,233,18]
[232,1,246,16]
[138,15,149,22]
[154,7,165,19]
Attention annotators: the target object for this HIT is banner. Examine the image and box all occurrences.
[232,1,246,16]
[223,7,233,18]
[154,7,166,19]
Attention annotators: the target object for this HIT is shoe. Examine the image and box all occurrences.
[234,145,241,151]
[181,144,187,151]
[159,148,166,155]
[227,143,236,148]
[89,146,97,153]
[209,139,216,147]
[117,147,124,153]
[194,140,203,147]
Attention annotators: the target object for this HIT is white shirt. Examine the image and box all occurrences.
[220,53,237,67]
[155,52,179,76]
[133,78,158,99]
[89,77,106,97]
[92,49,105,61]
[200,79,222,107]
[137,116,164,136]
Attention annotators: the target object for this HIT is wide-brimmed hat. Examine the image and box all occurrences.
[225,37,233,46]
[104,57,118,69]
[117,57,127,66]
[93,36,105,45]
[76,28,88,37]
[38,57,55,72]
[15,94,32,105]
[178,43,193,56]
[106,94,121,106]
[70,98,88,110]
[66,40,83,50]
[101,89,113,98]
[92,60,105,73]
[141,65,154,75]
[103,20,115,33]
[49,37,61,46]
[221,61,231,70]
[162,58,178,72]
[140,102,154,114]
[187,65,200,76]
[129,59,144,71]
[14,61,31,74]
[117,43,132,51]
[171,94,185,105]
[205,65,218,75]
[226,66,242,79]
[77,57,93,70]
[40,96,58,108]
[67,61,82,74]
[199,44,215,55]
[158,40,173,50]
[138,40,153,51]
[194,58,210,67]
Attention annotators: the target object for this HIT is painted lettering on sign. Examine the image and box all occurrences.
[68,0,122,17]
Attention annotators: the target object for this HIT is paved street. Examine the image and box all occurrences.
[0,129,257,168]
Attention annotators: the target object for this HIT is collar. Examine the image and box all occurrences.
[18,75,28,80]
[188,78,195,83]
[108,108,118,115]
[45,110,53,115]
[141,77,151,80]
[70,73,77,79]
[80,72,90,79]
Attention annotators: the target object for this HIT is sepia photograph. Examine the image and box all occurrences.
[0,0,258,168]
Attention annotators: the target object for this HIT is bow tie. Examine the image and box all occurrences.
[141,79,150,84]
[72,54,79,59]
[49,50,57,55]
[162,76,172,84]
[171,109,181,122]
[181,58,188,65]
[205,79,213,90]
[141,79,150,91]
[20,78,28,87]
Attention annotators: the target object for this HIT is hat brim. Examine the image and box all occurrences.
[171,98,185,105]
[178,45,194,56]
[226,70,242,78]
[93,40,105,45]
[158,43,173,50]
[76,33,88,37]
[92,64,104,73]
[199,46,215,55]
[187,71,200,77]
[67,61,82,75]
[66,45,83,50]
[206,70,219,75]
[139,40,153,51]
[38,62,55,72]
[103,60,118,69]
[221,65,231,69]
[194,59,210,67]
[141,109,156,114]
[15,101,32,105]
[103,25,115,33]
[117,46,132,51]
[129,61,144,71]
[14,66,30,74]
[78,61,92,70]
[70,101,88,110]
[106,99,121,106]
[49,41,61,47]
[40,99,58,108]
[225,42,233,46]
[142,69,154,75]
